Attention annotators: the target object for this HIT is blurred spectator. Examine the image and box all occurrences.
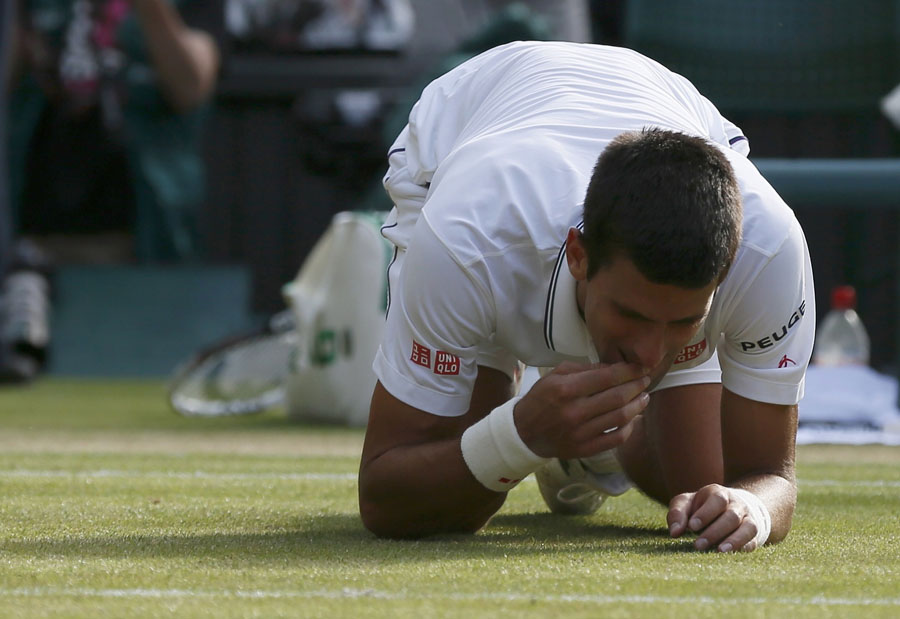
[0,0,44,384]
[1,0,12,277]
[483,0,592,42]
[8,0,221,264]
[1,0,221,383]
[226,0,415,53]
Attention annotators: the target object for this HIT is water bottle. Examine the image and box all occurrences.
[812,285,870,366]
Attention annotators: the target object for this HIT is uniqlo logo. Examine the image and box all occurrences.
[674,339,707,364]
[410,341,432,368]
[433,351,460,375]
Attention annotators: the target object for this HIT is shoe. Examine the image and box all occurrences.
[0,269,51,384]
[535,449,632,515]
[0,341,39,384]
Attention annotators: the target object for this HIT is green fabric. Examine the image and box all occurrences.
[8,0,208,261]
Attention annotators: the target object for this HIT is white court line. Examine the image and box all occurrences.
[0,469,898,487]
[0,470,356,481]
[801,479,900,487]
[1,586,899,607]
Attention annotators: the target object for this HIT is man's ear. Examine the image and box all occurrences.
[565,227,589,281]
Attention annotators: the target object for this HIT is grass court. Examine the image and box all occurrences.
[1,379,899,618]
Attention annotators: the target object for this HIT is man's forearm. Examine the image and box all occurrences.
[130,0,219,111]
[359,439,506,539]
[719,390,800,547]
[619,384,725,505]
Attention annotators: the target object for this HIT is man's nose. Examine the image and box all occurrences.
[633,327,667,370]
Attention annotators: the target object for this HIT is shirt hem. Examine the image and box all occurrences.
[372,348,471,417]
[722,373,805,406]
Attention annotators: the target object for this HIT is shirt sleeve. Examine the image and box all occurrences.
[717,219,816,405]
[372,215,495,416]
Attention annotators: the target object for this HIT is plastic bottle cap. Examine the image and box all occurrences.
[831,285,857,310]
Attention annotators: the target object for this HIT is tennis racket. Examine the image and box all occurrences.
[168,310,299,417]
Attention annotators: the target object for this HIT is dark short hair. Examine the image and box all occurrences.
[581,128,742,288]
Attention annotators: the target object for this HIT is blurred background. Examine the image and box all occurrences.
[2,0,899,382]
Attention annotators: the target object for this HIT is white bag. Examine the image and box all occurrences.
[281,211,391,426]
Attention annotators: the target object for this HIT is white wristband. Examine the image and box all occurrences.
[731,488,772,548]
[460,396,550,492]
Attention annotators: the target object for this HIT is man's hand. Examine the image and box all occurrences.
[514,362,651,459]
[667,484,769,552]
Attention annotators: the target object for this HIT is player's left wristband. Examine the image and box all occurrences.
[460,396,550,492]
[731,488,772,548]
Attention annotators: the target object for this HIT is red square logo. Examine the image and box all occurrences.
[674,339,707,364]
[433,351,460,375]
[410,341,432,368]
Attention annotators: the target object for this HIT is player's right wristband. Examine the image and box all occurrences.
[460,396,550,492]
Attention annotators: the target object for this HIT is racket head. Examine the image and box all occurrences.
[168,313,298,417]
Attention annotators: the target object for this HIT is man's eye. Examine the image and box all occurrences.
[677,318,705,329]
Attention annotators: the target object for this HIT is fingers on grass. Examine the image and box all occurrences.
[667,493,693,537]
[718,519,761,553]
[687,487,730,532]
[693,508,743,550]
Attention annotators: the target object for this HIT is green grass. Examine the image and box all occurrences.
[1,379,899,618]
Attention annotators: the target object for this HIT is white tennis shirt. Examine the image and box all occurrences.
[373,41,816,417]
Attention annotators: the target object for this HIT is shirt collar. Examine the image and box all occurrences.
[543,222,599,362]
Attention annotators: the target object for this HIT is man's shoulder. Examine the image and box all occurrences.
[723,150,803,258]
